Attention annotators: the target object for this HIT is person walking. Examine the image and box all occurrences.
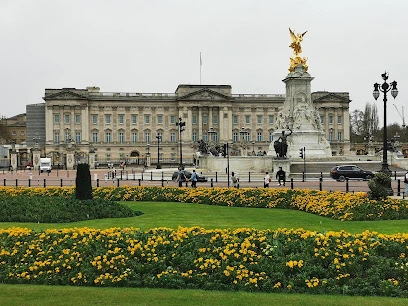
[405,170,408,196]
[264,171,271,188]
[191,169,198,188]
[230,171,239,188]
[276,167,286,186]
[176,167,185,187]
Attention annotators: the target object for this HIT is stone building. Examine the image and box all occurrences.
[41,84,351,167]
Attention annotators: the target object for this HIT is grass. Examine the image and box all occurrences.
[1,201,407,234]
[1,200,408,305]
[1,284,408,306]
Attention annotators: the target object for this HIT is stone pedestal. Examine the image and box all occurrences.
[10,152,17,170]
[268,65,332,159]
[89,152,96,169]
[32,149,41,171]
[66,151,75,170]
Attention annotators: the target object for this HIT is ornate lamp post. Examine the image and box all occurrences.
[176,117,186,168]
[156,135,162,169]
[373,72,398,174]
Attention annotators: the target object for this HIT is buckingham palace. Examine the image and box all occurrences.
[39,84,351,168]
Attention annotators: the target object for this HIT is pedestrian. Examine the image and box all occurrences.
[405,170,408,196]
[264,171,271,188]
[176,167,185,187]
[276,167,286,186]
[230,171,239,188]
[191,169,198,188]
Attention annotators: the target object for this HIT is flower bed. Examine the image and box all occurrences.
[0,226,407,296]
[0,186,407,221]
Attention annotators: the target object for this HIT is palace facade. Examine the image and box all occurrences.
[42,84,351,167]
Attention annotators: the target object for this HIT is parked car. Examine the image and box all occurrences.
[25,163,33,170]
[172,170,207,182]
[330,165,374,182]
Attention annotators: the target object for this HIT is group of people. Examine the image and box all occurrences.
[263,167,286,188]
[175,167,286,189]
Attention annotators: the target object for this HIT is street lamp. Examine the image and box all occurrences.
[156,135,162,169]
[373,72,398,174]
[176,117,186,168]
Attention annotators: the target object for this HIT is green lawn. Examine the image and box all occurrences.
[1,201,407,234]
[1,201,408,305]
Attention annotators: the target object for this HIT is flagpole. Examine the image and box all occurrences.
[200,52,202,85]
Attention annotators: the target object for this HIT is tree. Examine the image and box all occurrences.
[75,164,93,200]
[350,103,379,143]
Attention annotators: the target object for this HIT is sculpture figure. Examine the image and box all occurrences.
[274,128,293,158]
[289,28,307,56]
[288,28,308,72]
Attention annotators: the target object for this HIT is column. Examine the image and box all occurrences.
[198,107,203,139]
[219,107,224,142]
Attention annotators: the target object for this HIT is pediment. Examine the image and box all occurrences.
[44,89,88,101]
[313,93,349,103]
[177,89,232,101]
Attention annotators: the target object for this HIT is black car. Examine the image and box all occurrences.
[172,170,207,182]
[330,165,374,182]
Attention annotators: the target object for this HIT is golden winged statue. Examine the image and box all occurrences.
[289,28,307,56]
[288,28,308,72]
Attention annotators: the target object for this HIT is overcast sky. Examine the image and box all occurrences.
[1,0,406,127]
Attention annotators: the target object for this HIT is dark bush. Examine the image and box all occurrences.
[368,172,391,200]
[0,195,142,223]
[75,163,93,200]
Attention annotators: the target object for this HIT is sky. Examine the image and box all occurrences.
[1,0,407,127]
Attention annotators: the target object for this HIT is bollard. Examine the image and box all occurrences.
[249,172,251,183]
[215,172,218,183]
[161,179,164,187]
[162,172,164,180]
[117,178,120,187]
[302,172,305,182]
[138,178,141,186]
[210,178,213,188]
[97,178,99,187]
[397,179,401,196]
[290,178,294,189]
[60,179,63,187]
[395,171,397,181]
[151,172,153,181]
[43,178,46,188]
[185,181,188,187]
[319,177,322,191]
[404,192,405,200]
[16,179,18,187]
[28,179,31,187]
[3,178,5,186]
[345,178,349,193]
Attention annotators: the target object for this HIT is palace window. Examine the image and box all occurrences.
[145,132,150,143]
[105,115,111,124]
[92,115,98,124]
[131,132,137,143]
[203,114,207,125]
[54,131,60,143]
[338,131,342,141]
[170,132,176,143]
[192,132,197,142]
[192,115,197,125]
[233,132,238,142]
[269,115,274,124]
[338,115,342,124]
[233,115,238,124]
[257,132,262,141]
[170,115,175,124]
[329,115,333,124]
[92,132,98,143]
[269,132,274,142]
[119,115,124,124]
[75,132,81,143]
[105,132,111,143]
[75,114,81,124]
[54,114,60,124]
[213,115,218,124]
[119,132,124,143]
[145,115,150,124]
[65,114,70,123]
[131,114,137,124]
[157,115,163,124]
[245,115,250,124]
[257,115,262,124]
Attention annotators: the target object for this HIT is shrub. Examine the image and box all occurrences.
[75,164,93,200]
[368,172,392,200]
